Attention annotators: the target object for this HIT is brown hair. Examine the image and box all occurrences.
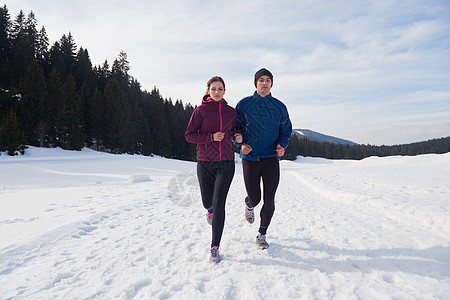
[206,76,225,94]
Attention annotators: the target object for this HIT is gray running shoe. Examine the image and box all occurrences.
[256,234,269,250]
[245,205,254,224]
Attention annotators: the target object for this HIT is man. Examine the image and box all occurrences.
[236,68,292,249]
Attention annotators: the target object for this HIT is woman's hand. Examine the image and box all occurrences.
[213,132,225,141]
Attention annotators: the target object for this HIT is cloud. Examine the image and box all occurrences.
[349,121,450,145]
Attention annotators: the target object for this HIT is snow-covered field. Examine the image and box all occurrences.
[1,147,449,299]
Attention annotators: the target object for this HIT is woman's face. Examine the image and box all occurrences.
[208,81,225,102]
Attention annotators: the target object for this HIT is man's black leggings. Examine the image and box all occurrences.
[197,160,235,247]
[242,157,280,235]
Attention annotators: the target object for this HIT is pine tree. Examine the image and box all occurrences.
[75,47,95,90]
[10,9,25,41]
[48,41,64,78]
[111,51,130,89]
[0,108,27,155]
[46,67,63,146]
[94,60,110,92]
[122,102,141,154]
[0,57,12,88]
[167,99,191,159]
[184,103,197,160]
[57,73,85,150]
[59,32,77,78]
[284,134,300,160]
[36,26,49,67]
[139,92,155,155]
[103,77,128,153]
[24,11,38,55]
[18,59,47,146]
[48,33,77,80]
[147,87,171,156]
[10,10,33,86]
[79,81,92,145]
[0,88,16,121]
[90,87,106,150]
[0,5,11,66]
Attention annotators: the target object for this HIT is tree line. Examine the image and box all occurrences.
[284,134,450,160]
[1,5,448,160]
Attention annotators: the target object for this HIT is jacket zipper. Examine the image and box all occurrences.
[219,101,222,161]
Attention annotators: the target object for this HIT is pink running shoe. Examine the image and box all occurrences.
[206,212,213,225]
[209,246,221,263]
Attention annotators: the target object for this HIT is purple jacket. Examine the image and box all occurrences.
[185,95,236,161]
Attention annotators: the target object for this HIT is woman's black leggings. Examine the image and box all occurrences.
[197,160,235,247]
[242,157,280,235]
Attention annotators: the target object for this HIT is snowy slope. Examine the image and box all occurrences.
[293,129,357,145]
[1,147,449,299]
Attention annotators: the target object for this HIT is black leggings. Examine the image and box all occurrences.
[197,160,235,247]
[242,157,280,235]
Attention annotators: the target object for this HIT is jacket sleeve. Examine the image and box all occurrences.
[278,105,292,149]
[185,108,214,144]
[235,101,245,136]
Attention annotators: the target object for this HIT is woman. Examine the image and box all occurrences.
[185,76,242,263]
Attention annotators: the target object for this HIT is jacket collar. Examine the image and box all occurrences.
[202,95,227,105]
[253,91,272,100]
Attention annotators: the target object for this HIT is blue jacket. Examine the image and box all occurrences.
[236,92,292,161]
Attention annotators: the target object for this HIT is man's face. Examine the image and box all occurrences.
[256,75,272,97]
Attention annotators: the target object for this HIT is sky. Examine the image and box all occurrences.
[5,0,450,145]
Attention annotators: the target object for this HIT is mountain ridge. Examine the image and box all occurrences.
[293,129,357,145]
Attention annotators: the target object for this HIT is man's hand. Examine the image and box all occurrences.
[241,143,252,155]
[234,133,242,143]
[276,144,285,157]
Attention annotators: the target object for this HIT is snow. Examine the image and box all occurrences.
[295,129,306,136]
[1,147,449,299]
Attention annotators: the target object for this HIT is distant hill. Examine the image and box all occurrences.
[293,129,357,146]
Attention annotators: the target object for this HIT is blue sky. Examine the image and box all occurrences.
[6,0,450,145]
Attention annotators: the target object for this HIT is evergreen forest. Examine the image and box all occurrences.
[0,5,196,159]
[1,5,449,160]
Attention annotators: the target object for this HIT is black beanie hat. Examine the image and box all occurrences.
[254,68,273,87]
